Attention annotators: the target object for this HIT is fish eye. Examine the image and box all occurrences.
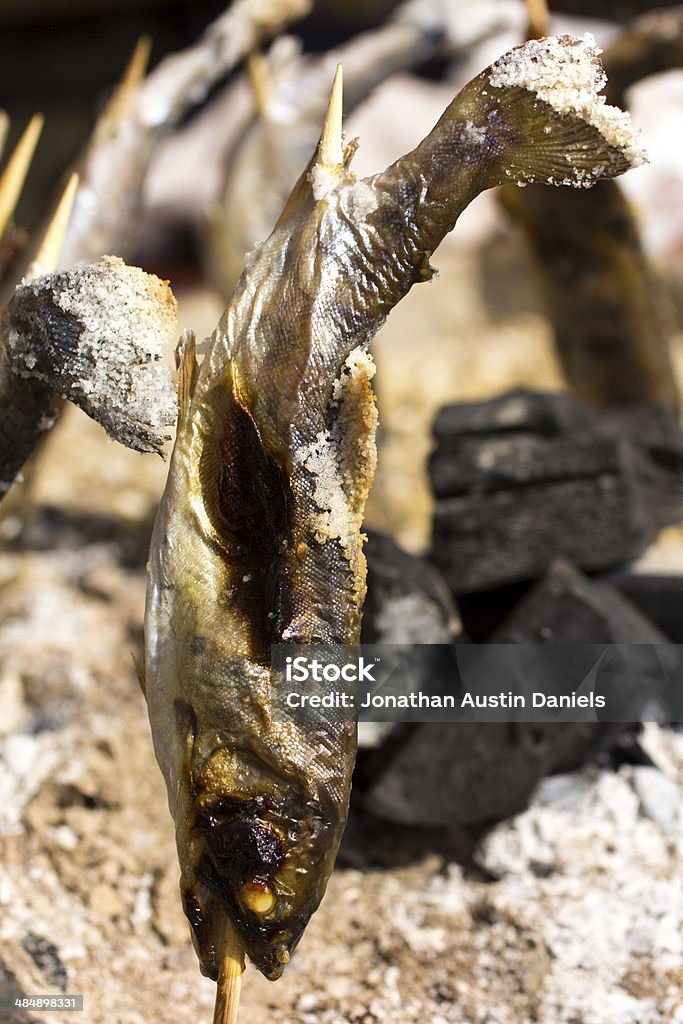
[240,880,276,915]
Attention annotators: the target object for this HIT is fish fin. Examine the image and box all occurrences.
[376,35,645,256]
[466,35,646,190]
[273,155,316,229]
[177,329,199,427]
[131,652,146,697]
[274,63,352,228]
[0,113,43,241]
[26,172,79,280]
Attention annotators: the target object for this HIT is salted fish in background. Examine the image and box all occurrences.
[57,0,311,270]
[144,35,644,984]
[502,10,683,414]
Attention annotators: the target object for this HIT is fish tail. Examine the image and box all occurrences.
[376,35,646,255]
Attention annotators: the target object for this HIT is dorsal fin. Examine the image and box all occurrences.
[26,172,79,280]
[0,113,44,241]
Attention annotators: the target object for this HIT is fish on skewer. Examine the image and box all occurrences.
[209,0,526,296]
[0,172,178,501]
[143,32,644,1013]
[58,0,312,270]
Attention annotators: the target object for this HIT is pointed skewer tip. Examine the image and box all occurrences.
[27,171,80,280]
[0,113,44,239]
[122,35,153,96]
[318,63,344,169]
[101,35,152,130]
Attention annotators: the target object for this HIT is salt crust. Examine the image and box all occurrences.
[489,34,647,169]
[10,256,177,448]
[297,347,376,546]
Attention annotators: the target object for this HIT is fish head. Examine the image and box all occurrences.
[177,728,351,981]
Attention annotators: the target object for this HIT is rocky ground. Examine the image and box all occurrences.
[1,373,682,1024]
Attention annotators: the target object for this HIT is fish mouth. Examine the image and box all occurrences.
[182,788,339,980]
[182,876,311,981]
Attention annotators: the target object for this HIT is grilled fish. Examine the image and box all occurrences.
[144,35,644,982]
[210,0,524,296]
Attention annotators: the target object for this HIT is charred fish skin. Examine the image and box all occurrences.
[144,36,644,982]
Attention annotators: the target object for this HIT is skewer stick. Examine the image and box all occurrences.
[0,113,44,240]
[212,917,245,1024]
[318,63,344,170]
[26,171,79,280]
[247,51,271,116]
[102,35,152,131]
[525,0,551,39]
[0,111,9,162]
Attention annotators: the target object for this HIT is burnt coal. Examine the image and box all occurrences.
[607,567,683,642]
[491,559,670,644]
[362,721,627,827]
[362,528,461,644]
[429,390,683,593]
[360,561,669,827]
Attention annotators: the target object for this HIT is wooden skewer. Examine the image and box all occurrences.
[26,171,79,280]
[247,51,272,116]
[212,917,245,1024]
[101,35,152,131]
[0,113,44,241]
[525,0,551,39]
[318,63,344,171]
[0,111,9,162]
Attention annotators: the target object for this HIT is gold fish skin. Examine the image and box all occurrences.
[145,35,643,982]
